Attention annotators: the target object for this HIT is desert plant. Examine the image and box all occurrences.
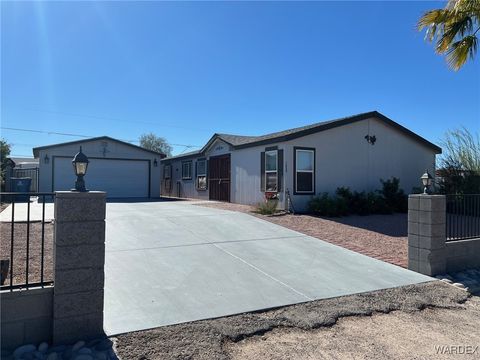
[255,199,279,215]
[438,127,480,194]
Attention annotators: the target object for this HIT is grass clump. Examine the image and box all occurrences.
[255,199,279,215]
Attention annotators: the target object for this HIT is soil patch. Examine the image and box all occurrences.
[114,282,473,360]
[0,221,54,286]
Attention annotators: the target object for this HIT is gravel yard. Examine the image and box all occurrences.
[194,202,408,268]
[114,282,479,360]
[0,221,54,286]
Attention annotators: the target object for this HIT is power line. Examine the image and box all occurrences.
[1,127,201,148]
[8,107,213,133]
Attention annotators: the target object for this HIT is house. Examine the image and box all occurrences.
[10,157,39,169]
[161,111,441,211]
[33,136,165,198]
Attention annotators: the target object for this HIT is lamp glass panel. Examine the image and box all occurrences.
[75,162,88,175]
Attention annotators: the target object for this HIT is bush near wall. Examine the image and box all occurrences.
[308,177,407,217]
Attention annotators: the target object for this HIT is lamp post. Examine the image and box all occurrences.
[72,146,89,192]
[421,170,433,194]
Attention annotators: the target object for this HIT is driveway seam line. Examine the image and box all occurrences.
[211,243,314,302]
[105,235,306,253]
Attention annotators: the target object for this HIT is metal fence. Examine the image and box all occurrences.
[0,192,55,291]
[446,194,480,241]
[12,168,39,192]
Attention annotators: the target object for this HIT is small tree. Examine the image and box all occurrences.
[139,133,172,157]
[438,127,480,194]
[0,139,11,191]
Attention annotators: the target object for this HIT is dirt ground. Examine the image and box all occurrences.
[226,299,480,360]
[114,282,479,360]
[0,221,54,286]
[194,202,408,268]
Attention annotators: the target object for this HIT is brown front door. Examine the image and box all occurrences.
[209,154,231,202]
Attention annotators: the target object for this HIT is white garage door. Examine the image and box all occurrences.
[53,157,149,198]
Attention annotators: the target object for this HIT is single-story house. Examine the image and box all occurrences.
[161,111,441,211]
[33,136,165,198]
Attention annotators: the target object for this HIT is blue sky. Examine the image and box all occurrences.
[1,1,479,157]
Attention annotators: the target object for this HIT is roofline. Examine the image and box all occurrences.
[161,111,442,161]
[199,133,235,154]
[161,150,204,162]
[32,136,166,158]
[232,111,442,153]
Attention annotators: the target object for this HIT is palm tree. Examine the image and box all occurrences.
[418,0,479,70]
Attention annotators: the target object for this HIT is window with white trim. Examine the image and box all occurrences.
[196,159,207,190]
[295,148,314,193]
[265,150,278,192]
[182,161,192,180]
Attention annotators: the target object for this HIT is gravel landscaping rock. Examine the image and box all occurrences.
[114,281,472,360]
[0,221,54,286]
[2,338,117,360]
[442,268,480,295]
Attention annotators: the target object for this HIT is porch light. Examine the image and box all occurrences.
[72,146,89,192]
[154,159,158,167]
[421,170,433,194]
[44,154,49,164]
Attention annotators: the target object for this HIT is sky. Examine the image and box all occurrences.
[1,1,479,158]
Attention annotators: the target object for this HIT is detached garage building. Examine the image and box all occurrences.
[33,136,164,198]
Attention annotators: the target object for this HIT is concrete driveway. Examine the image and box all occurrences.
[104,201,431,335]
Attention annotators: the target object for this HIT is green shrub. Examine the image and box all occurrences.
[379,177,407,213]
[308,193,348,217]
[255,199,279,215]
[309,177,408,217]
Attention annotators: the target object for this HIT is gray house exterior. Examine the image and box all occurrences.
[33,136,165,198]
[161,111,441,212]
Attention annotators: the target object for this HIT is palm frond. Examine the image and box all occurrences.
[436,15,474,53]
[417,9,450,32]
[446,35,478,70]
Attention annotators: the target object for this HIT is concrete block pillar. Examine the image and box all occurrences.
[53,191,106,344]
[408,194,447,276]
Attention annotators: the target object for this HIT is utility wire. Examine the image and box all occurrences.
[1,126,201,148]
[8,107,213,133]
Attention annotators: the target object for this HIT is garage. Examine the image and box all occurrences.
[33,136,165,198]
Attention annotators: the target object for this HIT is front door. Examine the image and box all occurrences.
[208,154,231,202]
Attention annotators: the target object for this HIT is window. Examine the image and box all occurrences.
[196,159,207,190]
[265,150,278,191]
[295,148,315,194]
[164,164,171,179]
[182,161,192,179]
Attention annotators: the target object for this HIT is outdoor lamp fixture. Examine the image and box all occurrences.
[421,170,433,194]
[72,146,89,192]
[153,159,158,167]
[44,154,49,164]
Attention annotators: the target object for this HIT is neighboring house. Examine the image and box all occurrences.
[161,111,441,211]
[10,157,40,169]
[33,136,165,198]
